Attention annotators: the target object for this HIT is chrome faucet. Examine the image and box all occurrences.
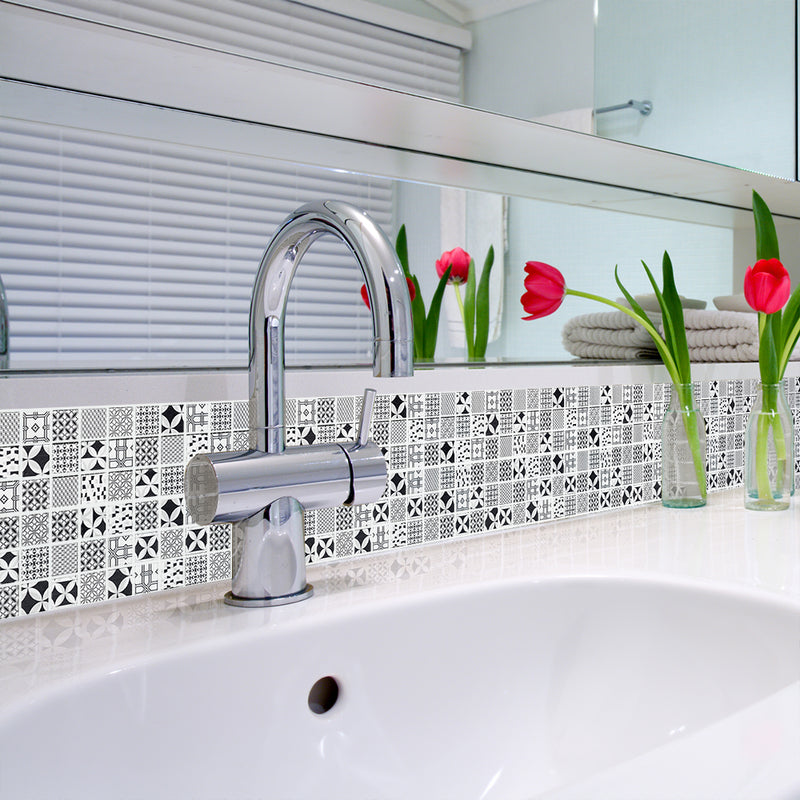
[185,201,414,607]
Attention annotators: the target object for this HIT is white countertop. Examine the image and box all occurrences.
[1,487,798,715]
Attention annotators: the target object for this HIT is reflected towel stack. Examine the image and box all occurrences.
[562,311,658,360]
[563,309,800,362]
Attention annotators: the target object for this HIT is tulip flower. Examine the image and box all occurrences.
[436,246,495,361]
[743,259,790,315]
[743,191,799,507]
[746,191,800,383]
[521,261,566,319]
[520,256,690,389]
[436,247,471,284]
[360,277,416,311]
[520,252,706,505]
[361,226,449,362]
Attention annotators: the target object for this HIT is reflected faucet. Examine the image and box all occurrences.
[185,201,414,607]
[0,274,8,367]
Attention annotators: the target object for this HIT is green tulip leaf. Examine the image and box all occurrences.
[410,275,426,360]
[395,225,411,278]
[395,225,425,358]
[463,258,477,359]
[613,265,680,386]
[614,266,651,324]
[423,266,451,360]
[474,246,495,359]
[781,284,800,338]
[658,251,691,383]
[640,259,679,366]
[753,190,780,262]
[778,284,800,376]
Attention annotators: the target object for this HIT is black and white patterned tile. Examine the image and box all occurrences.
[0,378,796,619]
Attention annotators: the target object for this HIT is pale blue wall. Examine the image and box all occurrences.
[595,0,796,179]
[496,197,734,361]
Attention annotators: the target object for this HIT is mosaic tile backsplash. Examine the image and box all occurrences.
[1,377,798,620]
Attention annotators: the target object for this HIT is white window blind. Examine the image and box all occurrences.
[16,0,464,102]
[2,0,465,365]
[0,117,393,365]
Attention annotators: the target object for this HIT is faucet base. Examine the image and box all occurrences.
[223,584,314,608]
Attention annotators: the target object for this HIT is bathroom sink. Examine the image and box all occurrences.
[0,575,798,800]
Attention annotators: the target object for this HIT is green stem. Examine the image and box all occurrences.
[453,283,474,360]
[773,413,787,490]
[676,384,707,502]
[565,288,683,384]
[755,411,772,501]
[755,384,788,501]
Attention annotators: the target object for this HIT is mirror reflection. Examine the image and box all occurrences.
[453,0,796,178]
[2,0,797,372]
[1,104,744,370]
[14,0,795,177]
[594,0,796,178]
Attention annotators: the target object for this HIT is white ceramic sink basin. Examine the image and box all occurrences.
[1,575,798,800]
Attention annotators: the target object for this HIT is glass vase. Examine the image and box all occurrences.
[661,383,707,508]
[744,381,794,511]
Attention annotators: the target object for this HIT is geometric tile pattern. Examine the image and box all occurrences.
[0,401,247,619]
[0,377,797,620]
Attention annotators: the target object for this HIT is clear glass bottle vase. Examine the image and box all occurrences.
[661,383,707,508]
[744,381,794,511]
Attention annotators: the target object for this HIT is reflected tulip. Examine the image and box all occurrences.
[361,277,415,310]
[743,259,790,315]
[521,261,566,319]
[436,247,471,284]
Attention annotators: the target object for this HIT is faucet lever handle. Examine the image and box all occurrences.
[357,388,377,447]
[347,388,386,505]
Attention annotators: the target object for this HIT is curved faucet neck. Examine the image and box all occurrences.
[248,200,414,454]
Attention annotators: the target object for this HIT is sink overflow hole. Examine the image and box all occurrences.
[308,676,339,715]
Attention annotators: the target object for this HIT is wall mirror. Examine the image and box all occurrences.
[5,0,795,178]
[463,0,796,179]
[2,1,800,373]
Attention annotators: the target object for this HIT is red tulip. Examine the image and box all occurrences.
[521,261,566,319]
[743,258,790,314]
[436,247,471,284]
[361,277,416,310]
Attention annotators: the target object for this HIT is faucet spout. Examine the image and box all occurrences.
[185,201,413,607]
[250,200,413,454]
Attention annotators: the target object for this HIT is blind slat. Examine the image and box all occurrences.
[19,0,462,100]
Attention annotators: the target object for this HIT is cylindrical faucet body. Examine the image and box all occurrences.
[185,440,387,524]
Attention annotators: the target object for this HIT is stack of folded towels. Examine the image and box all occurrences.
[562,309,800,362]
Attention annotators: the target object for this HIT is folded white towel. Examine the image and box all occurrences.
[681,309,761,362]
[563,309,800,363]
[562,311,658,360]
[682,309,800,362]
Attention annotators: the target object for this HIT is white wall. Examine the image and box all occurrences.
[366,0,457,24]
[395,180,461,360]
[464,0,595,119]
